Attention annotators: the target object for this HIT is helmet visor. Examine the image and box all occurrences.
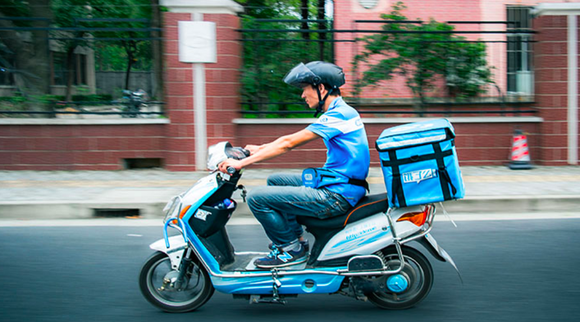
[283,63,320,88]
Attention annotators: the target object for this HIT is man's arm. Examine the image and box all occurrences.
[218,129,319,173]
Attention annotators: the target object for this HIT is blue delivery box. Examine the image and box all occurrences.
[376,118,465,208]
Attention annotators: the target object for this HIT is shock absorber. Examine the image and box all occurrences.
[174,247,194,291]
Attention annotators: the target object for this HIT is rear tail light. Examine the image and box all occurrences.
[396,205,431,227]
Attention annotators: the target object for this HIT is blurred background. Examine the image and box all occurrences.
[0,0,576,170]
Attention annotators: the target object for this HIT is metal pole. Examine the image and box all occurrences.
[193,12,207,170]
[568,14,578,165]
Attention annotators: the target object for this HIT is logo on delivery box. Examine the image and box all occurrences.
[402,169,438,184]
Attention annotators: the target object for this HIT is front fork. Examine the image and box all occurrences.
[154,218,198,291]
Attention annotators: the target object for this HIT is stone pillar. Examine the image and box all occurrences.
[161,0,243,171]
[533,3,580,165]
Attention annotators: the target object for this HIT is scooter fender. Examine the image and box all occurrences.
[419,233,462,281]
[149,236,187,270]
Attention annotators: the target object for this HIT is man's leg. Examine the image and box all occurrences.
[266,173,306,240]
[267,173,302,187]
[247,185,350,267]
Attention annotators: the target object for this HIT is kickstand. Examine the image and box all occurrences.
[271,269,286,304]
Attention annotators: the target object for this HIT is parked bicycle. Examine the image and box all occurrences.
[114,89,148,118]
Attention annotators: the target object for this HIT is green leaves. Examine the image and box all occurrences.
[240,1,332,117]
[353,1,494,102]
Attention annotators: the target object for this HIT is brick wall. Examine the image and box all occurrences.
[0,122,167,170]
[163,12,196,171]
[162,11,242,171]
[334,0,484,99]
[235,119,540,168]
[204,13,243,148]
[0,1,576,170]
[534,15,579,165]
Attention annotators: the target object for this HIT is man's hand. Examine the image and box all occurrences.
[218,158,243,174]
[244,144,263,155]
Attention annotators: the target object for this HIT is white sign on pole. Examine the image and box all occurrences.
[178,21,217,63]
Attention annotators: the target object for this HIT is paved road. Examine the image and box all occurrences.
[1,217,579,322]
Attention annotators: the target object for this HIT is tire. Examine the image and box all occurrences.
[139,251,214,313]
[367,246,433,310]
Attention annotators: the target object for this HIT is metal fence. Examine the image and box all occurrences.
[0,15,163,118]
[238,18,536,118]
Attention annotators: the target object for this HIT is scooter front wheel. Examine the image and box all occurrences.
[367,246,433,310]
[139,251,214,312]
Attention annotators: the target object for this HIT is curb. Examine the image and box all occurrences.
[1,195,579,221]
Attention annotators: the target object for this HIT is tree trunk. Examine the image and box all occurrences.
[300,0,309,40]
[150,0,163,100]
[317,0,326,61]
[125,41,136,90]
[125,52,133,90]
[65,46,75,102]
[28,0,52,97]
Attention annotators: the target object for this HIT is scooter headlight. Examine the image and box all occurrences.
[163,195,181,223]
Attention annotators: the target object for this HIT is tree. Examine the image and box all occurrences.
[89,0,152,91]
[236,0,332,117]
[0,0,53,111]
[353,2,493,107]
[51,0,93,102]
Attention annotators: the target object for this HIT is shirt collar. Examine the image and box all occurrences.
[326,96,344,112]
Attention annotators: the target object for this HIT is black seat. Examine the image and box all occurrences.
[297,193,389,231]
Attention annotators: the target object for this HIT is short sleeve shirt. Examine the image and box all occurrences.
[306,97,370,206]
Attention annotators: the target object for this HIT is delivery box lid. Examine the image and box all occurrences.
[376,118,456,151]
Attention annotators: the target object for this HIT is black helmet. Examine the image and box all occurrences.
[283,61,345,116]
[283,61,345,90]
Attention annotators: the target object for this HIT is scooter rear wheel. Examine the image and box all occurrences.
[139,251,214,312]
[367,246,433,310]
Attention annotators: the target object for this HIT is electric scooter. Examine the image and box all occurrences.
[139,142,460,312]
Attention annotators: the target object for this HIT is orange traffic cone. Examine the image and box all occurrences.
[508,130,533,170]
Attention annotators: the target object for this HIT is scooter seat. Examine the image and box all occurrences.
[297,193,389,231]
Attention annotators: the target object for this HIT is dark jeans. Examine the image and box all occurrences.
[247,173,351,246]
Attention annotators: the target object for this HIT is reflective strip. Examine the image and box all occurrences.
[378,134,447,150]
[317,115,363,134]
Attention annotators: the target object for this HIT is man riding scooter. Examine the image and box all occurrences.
[219,61,370,268]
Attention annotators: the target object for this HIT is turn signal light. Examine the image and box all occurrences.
[396,206,430,227]
[171,205,191,224]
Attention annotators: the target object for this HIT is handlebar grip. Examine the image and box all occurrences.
[242,149,251,157]
[226,166,236,174]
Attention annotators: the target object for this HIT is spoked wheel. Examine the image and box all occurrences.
[139,252,214,313]
[367,246,433,310]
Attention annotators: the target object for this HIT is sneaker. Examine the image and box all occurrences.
[268,240,310,252]
[254,245,308,268]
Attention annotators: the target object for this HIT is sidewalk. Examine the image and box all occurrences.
[0,166,579,220]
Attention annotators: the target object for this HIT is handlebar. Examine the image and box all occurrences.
[222,146,250,174]
[226,166,236,174]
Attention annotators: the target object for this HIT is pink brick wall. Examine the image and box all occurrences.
[534,15,578,165]
[334,0,484,99]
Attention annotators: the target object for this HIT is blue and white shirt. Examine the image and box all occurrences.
[306,97,370,206]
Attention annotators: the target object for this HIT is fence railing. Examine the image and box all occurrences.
[0,15,162,118]
[238,18,536,118]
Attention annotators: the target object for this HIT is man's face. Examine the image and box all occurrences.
[301,84,322,109]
